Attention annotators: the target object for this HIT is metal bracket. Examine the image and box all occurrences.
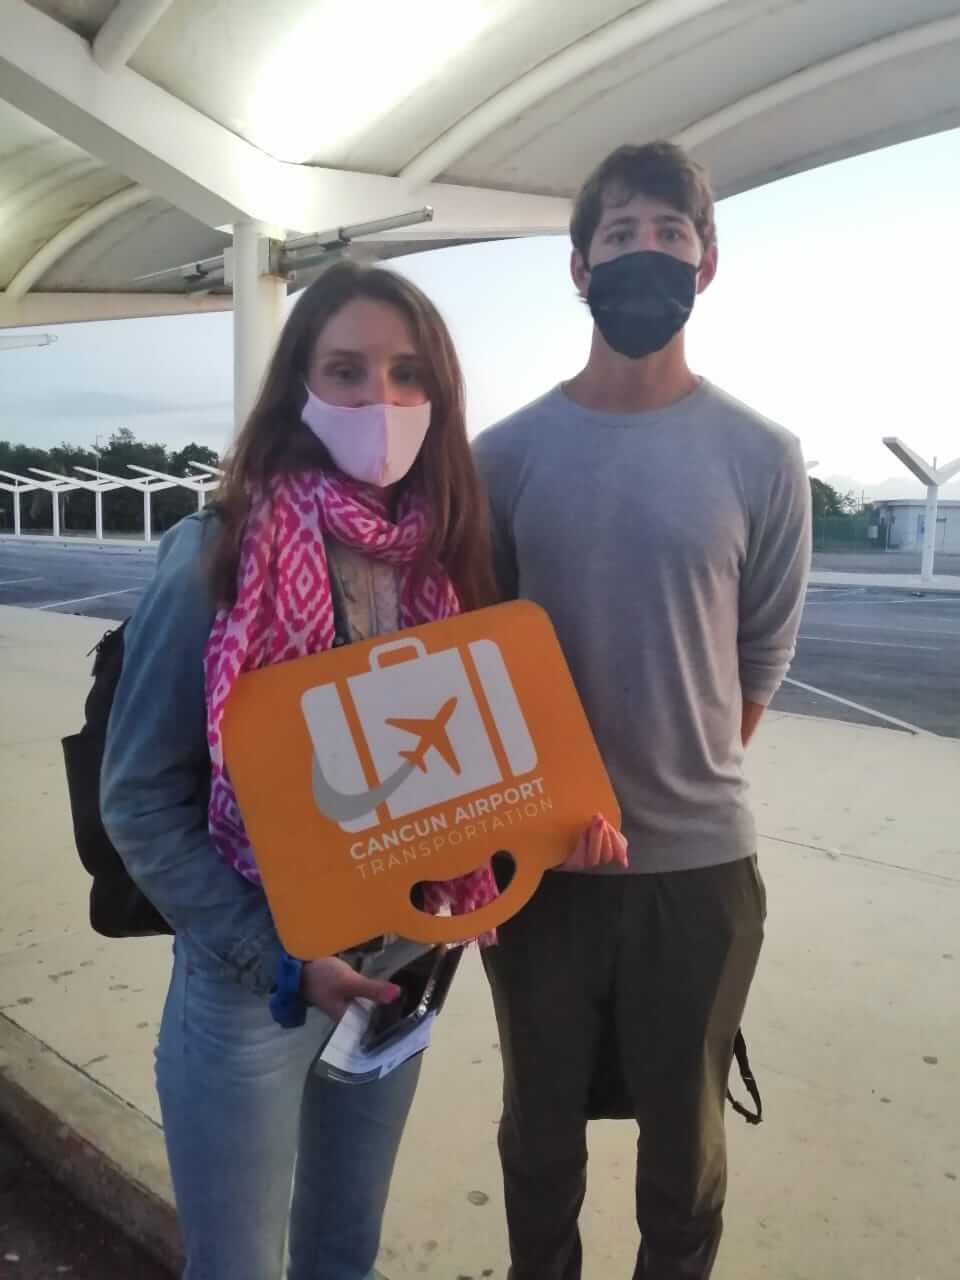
[133,207,434,294]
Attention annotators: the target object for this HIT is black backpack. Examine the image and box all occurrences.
[61,622,173,938]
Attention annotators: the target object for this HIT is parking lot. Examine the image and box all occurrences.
[1,539,958,739]
[0,539,156,621]
[773,586,959,738]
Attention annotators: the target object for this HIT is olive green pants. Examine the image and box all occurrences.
[484,858,766,1280]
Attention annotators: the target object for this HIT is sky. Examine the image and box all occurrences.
[2,127,959,501]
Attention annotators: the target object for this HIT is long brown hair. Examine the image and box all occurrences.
[209,258,495,611]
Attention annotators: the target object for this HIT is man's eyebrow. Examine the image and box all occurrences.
[653,212,692,227]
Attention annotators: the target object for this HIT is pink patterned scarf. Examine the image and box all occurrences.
[204,470,498,931]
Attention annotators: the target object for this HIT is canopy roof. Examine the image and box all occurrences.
[2,0,959,328]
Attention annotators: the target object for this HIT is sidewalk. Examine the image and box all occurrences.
[1,604,958,1279]
[809,569,960,593]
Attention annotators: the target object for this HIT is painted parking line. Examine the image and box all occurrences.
[877,596,960,606]
[804,588,863,599]
[34,588,143,612]
[0,576,44,586]
[782,677,932,737]
[798,620,960,639]
[798,634,941,652]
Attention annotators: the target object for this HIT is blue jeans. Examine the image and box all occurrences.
[156,935,421,1279]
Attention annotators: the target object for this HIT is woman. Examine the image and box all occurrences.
[100,260,504,1279]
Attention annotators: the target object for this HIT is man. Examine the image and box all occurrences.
[473,142,810,1279]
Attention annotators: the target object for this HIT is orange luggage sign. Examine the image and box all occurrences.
[222,600,619,957]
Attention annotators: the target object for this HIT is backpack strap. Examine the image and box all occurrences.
[726,1029,762,1125]
[326,548,352,648]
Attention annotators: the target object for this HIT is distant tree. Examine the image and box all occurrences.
[810,477,857,517]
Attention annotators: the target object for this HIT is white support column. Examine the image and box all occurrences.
[197,487,206,510]
[52,490,60,538]
[143,487,152,543]
[228,221,287,436]
[95,489,104,540]
[921,484,938,584]
[883,438,960,584]
[13,490,21,537]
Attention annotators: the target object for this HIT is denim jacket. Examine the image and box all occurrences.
[101,513,288,995]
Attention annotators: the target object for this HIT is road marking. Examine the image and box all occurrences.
[805,588,862,599]
[799,620,960,639]
[798,633,940,651]
[806,593,960,607]
[877,596,960,606]
[0,576,44,586]
[34,588,141,611]
[782,677,932,736]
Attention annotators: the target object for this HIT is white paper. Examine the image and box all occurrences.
[316,998,435,1084]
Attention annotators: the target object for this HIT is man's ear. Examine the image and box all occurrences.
[697,241,718,295]
[571,248,590,298]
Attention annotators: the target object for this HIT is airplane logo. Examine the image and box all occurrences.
[310,697,462,823]
[386,697,461,775]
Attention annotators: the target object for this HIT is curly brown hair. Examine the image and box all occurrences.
[209,259,495,612]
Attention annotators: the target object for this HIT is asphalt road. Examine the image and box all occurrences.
[0,1125,170,1279]
[0,540,156,621]
[1,539,958,738]
[771,586,960,738]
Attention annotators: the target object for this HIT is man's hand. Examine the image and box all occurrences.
[301,956,401,1022]
[741,699,765,747]
[557,814,629,872]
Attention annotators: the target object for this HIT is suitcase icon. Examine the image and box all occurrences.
[301,636,538,834]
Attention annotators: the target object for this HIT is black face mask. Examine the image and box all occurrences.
[586,250,698,359]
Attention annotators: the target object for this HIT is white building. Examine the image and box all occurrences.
[872,500,960,553]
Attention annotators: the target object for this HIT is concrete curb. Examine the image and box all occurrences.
[0,1014,393,1278]
[808,573,960,595]
[0,1013,181,1274]
[0,534,157,555]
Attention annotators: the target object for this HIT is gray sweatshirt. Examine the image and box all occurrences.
[473,379,811,873]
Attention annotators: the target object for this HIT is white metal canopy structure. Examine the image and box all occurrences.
[3,0,960,425]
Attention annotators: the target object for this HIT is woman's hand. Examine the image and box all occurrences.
[557,814,629,873]
[300,956,401,1022]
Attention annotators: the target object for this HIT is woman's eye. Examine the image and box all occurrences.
[327,364,360,382]
[393,366,422,386]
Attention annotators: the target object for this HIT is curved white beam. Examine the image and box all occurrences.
[400,0,731,185]
[127,463,206,491]
[5,185,153,299]
[401,6,960,190]
[677,13,960,150]
[93,0,175,72]
[0,156,101,227]
[883,437,938,487]
[0,290,230,329]
[0,470,39,490]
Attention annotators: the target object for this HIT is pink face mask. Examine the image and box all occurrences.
[301,384,431,488]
